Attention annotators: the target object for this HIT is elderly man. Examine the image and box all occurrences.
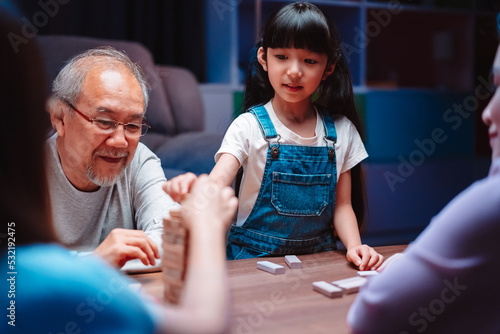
[47,47,176,269]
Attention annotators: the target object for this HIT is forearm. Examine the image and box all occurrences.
[160,222,229,333]
[334,203,384,270]
[183,222,229,328]
[209,153,240,187]
[333,203,362,250]
[156,175,236,334]
[134,151,178,232]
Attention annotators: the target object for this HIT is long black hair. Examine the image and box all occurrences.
[0,12,57,249]
[243,2,366,228]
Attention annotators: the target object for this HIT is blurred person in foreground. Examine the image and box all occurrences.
[0,12,237,333]
[347,23,500,334]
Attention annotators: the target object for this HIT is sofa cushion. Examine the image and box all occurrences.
[35,35,176,135]
[157,65,204,133]
[156,131,224,177]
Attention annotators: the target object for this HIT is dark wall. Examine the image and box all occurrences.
[11,0,206,81]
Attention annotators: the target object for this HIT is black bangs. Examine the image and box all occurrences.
[262,3,337,58]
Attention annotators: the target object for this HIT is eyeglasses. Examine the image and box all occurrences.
[65,101,150,137]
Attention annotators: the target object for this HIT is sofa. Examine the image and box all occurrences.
[35,35,223,179]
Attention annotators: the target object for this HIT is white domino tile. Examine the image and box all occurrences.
[284,255,302,269]
[257,261,286,275]
[331,276,367,294]
[357,271,379,277]
[313,281,344,298]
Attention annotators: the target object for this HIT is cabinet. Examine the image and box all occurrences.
[206,0,498,87]
[203,0,498,245]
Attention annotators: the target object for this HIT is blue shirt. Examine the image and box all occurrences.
[1,244,156,333]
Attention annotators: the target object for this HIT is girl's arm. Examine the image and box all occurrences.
[163,153,241,202]
[209,153,241,187]
[333,170,384,270]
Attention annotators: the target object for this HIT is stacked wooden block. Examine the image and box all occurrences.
[162,207,188,304]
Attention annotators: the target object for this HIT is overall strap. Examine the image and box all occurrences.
[249,105,278,140]
[321,112,337,143]
[249,105,281,158]
[321,111,337,161]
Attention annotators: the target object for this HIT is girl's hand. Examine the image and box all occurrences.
[346,245,384,271]
[182,174,238,231]
[162,172,198,203]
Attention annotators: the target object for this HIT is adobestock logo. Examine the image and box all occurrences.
[384,74,495,192]
[400,277,467,334]
[211,0,243,22]
[7,0,71,53]
[236,253,322,334]
[47,276,127,334]
[341,0,403,64]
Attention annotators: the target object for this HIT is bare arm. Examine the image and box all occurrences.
[157,175,238,333]
[163,153,241,202]
[334,171,362,249]
[334,171,383,270]
[209,153,241,187]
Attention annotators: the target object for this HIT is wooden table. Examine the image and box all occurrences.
[131,245,406,334]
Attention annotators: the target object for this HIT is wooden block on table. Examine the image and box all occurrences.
[257,261,285,275]
[165,208,183,227]
[165,217,183,228]
[163,211,183,229]
[162,232,177,244]
[169,207,183,219]
[164,293,179,305]
[162,230,186,246]
[162,240,186,261]
[163,274,184,304]
[162,256,185,271]
[163,282,183,304]
[162,272,185,304]
[162,207,188,305]
[284,255,302,269]
[313,281,344,298]
[162,275,184,289]
[331,276,367,294]
[163,265,185,280]
[162,222,187,235]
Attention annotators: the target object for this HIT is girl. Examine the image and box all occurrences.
[165,2,383,270]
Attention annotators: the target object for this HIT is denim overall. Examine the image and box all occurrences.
[227,105,338,260]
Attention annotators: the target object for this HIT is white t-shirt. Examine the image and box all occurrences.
[215,101,368,226]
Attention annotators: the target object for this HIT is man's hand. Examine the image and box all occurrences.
[94,228,160,268]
